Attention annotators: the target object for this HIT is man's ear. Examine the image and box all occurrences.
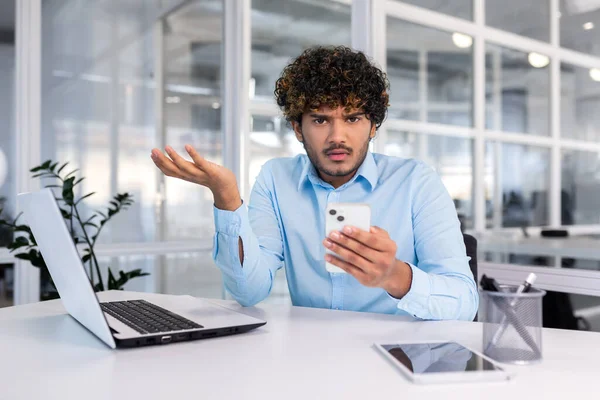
[369,123,377,140]
[292,121,303,142]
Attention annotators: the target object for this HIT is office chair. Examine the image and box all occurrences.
[535,229,589,331]
[463,233,477,281]
[462,233,478,321]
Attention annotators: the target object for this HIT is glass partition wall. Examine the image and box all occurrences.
[6,0,600,305]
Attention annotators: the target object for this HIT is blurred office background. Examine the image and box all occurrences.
[1,0,600,328]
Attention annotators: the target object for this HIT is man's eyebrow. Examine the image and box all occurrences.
[343,112,366,118]
[307,112,365,118]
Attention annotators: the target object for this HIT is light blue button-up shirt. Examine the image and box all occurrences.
[212,152,478,320]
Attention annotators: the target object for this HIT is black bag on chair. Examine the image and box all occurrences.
[542,291,577,330]
[542,291,590,331]
[531,256,590,331]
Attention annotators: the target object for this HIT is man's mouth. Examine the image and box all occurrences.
[326,150,350,161]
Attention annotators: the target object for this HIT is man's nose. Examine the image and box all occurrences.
[327,120,347,143]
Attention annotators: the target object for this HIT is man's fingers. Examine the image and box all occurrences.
[325,254,367,280]
[326,231,378,263]
[185,144,209,169]
[164,146,202,178]
[340,225,389,252]
[370,226,388,236]
[323,238,371,271]
[151,148,184,178]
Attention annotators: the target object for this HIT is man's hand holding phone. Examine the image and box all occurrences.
[323,225,413,299]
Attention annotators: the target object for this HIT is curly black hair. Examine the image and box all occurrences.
[274,45,390,128]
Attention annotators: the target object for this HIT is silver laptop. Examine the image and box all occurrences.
[18,188,266,349]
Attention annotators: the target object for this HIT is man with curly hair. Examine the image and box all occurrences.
[151,46,478,321]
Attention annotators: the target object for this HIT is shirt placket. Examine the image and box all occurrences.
[327,189,345,310]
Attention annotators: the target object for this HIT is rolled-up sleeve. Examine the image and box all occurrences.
[392,163,479,321]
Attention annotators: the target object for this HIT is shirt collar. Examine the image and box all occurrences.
[297,151,378,192]
[355,151,378,191]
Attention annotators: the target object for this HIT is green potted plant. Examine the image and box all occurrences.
[0,160,149,300]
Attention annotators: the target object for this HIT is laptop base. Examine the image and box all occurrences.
[114,323,265,348]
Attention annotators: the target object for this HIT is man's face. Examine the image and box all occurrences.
[292,106,376,188]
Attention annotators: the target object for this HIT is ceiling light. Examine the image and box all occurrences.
[590,68,600,82]
[211,102,221,109]
[528,52,550,68]
[583,22,595,30]
[165,96,180,104]
[452,32,473,49]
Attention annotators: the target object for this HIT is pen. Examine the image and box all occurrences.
[486,273,537,350]
[481,274,541,357]
[514,273,537,300]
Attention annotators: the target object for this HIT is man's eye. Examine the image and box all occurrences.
[313,118,326,124]
[347,117,361,123]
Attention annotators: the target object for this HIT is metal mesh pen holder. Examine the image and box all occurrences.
[480,285,546,365]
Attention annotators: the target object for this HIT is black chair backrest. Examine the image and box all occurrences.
[463,233,477,281]
[463,233,478,321]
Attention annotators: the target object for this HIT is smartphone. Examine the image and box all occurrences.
[325,203,371,273]
[374,341,512,384]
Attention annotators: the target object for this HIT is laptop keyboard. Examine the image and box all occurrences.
[100,299,203,334]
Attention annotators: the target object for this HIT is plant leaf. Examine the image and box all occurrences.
[8,236,30,251]
[31,172,53,179]
[64,169,80,178]
[13,224,31,233]
[107,268,117,290]
[50,162,59,172]
[30,160,51,172]
[14,253,33,261]
[11,212,23,224]
[83,215,98,224]
[62,177,75,205]
[96,211,107,219]
[56,162,69,174]
[27,231,37,246]
[75,192,95,205]
[59,208,72,219]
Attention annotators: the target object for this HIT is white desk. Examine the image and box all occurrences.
[1,290,597,399]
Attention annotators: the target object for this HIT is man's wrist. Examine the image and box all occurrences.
[383,260,413,299]
[213,188,242,211]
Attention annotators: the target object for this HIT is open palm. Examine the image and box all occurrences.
[150,145,238,198]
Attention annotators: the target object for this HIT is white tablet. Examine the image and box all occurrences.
[374,341,513,384]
